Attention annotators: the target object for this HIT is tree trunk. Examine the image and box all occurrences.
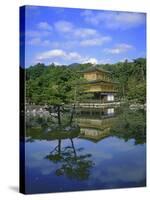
[69,104,75,125]
[122,85,125,97]
[57,105,61,125]
[70,138,77,158]
[58,139,61,155]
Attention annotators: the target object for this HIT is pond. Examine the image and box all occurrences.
[24,106,146,194]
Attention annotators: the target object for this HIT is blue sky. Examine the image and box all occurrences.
[20,6,146,67]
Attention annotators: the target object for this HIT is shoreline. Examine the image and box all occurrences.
[25,102,146,116]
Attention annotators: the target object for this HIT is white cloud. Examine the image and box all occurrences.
[26,30,50,38]
[42,40,51,46]
[25,23,52,47]
[37,22,52,31]
[81,10,101,26]
[27,37,51,46]
[52,20,112,50]
[74,28,98,38]
[82,58,98,65]
[54,20,73,33]
[82,58,111,65]
[37,49,67,60]
[80,36,111,46]
[36,48,113,65]
[36,49,102,65]
[82,10,145,29]
[49,40,80,50]
[54,20,98,38]
[68,52,82,60]
[104,43,134,54]
[26,30,41,37]
[27,38,41,45]
[36,49,83,62]
[54,20,111,43]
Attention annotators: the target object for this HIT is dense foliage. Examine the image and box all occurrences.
[25,57,146,105]
[101,58,146,103]
[111,108,146,144]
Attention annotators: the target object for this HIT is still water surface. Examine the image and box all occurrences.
[25,107,146,194]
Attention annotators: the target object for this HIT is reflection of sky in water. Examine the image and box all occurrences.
[25,136,146,193]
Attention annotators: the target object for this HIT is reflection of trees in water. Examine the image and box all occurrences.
[45,138,94,180]
[110,108,146,144]
[26,118,94,180]
[76,107,146,145]
[26,107,146,146]
[25,107,146,182]
[26,124,80,143]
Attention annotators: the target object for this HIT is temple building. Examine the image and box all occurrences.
[80,66,118,103]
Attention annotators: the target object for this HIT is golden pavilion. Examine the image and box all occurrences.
[80,66,118,103]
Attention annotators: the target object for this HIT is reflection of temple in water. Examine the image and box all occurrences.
[26,106,118,143]
[77,107,117,142]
